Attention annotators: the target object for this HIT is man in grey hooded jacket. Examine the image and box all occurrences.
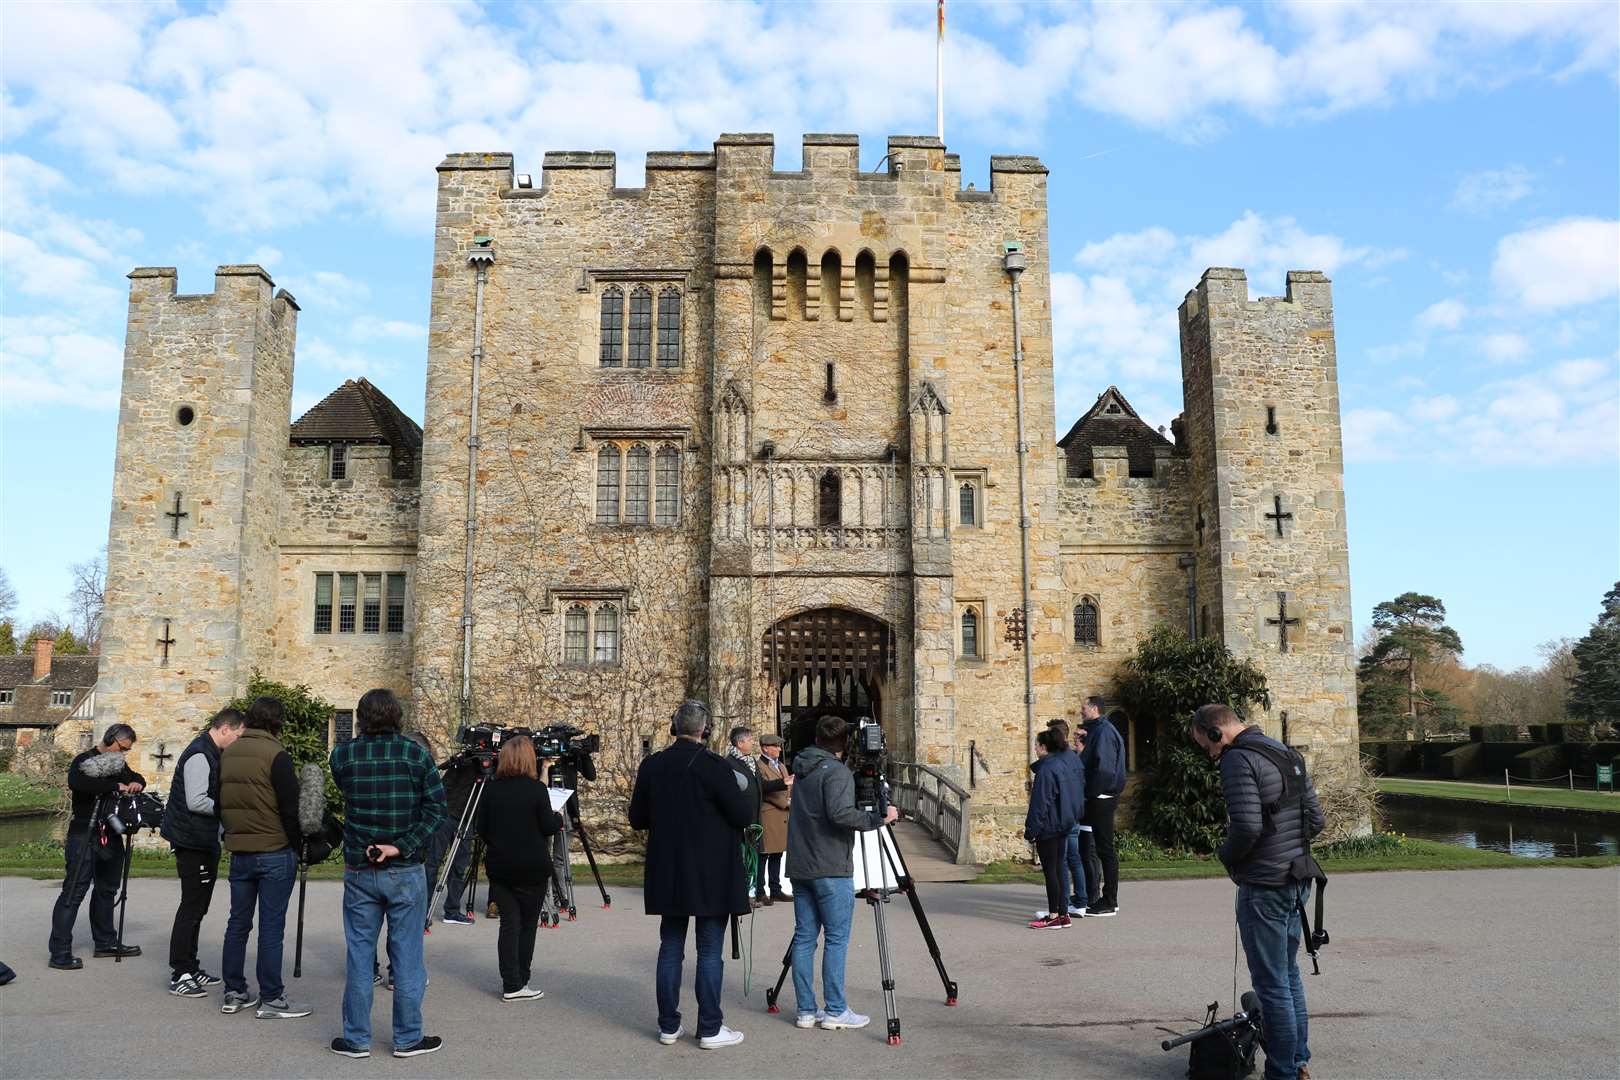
[784,716,898,1032]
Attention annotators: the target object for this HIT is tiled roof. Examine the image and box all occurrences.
[289,378,423,475]
[1057,386,1175,478]
[0,654,99,689]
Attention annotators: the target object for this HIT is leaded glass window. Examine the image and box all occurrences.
[596,445,621,523]
[594,605,620,664]
[564,605,589,663]
[362,574,381,633]
[386,573,406,633]
[655,446,679,524]
[959,482,976,526]
[1075,598,1099,646]
[314,574,333,634]
[625,444,650,523]
[627,286,652,368]
[338,574,357,633]
[961,608,979,658]
[600,286,624,367]
[657,288,682,367]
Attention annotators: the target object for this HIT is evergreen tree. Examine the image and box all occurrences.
[1357,592,1463,739]
[1568,582,1620,732]
[0,620,16,656]
[227,672,343,811]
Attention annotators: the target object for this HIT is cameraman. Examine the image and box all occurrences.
[784,716,897,1031]
[159,707,245,997]
[426,743,478,926]
[628,700,753,1050]
[48,724,146,969]
[1192,704,1325,1080]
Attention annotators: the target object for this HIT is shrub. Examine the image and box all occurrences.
[1510,743,1566,780]
[1116,627,1270,854]
[1318,831,1404,858]
[227,672,342,811]
[1440,741,1484,779]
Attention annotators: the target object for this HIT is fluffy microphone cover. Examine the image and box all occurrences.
[80,750,129,778]
[297,763,327,835]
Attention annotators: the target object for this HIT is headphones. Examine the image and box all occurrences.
[670,699,712,741]
[1193,712,1224,745]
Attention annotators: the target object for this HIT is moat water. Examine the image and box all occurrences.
[1378,799,1620,859]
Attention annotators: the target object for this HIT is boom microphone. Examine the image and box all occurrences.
[81,750,129,778]
[297,763,326,835]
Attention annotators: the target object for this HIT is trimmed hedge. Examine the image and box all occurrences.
[1573,743,1620,774]
[1440,741,1484,779]
[1511,744,1566,780]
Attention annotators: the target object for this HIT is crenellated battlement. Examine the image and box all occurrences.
[127,264,299,316]
[1180,267,1332,323]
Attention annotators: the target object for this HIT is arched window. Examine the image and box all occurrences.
[657,288,682,367]
[958,482,976,526]
[564,605,589,663]
[625,444,650,523]
[1074,597,1099,646]
[594,604,620,664]
[627,286,653,367]
[595,445,621,523]
[818,470,841,526]
[655,446,680,524]
[599,286,624,367]
[961,607,979,658]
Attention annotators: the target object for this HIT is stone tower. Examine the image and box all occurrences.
[1179,268,1356,765]
[97,265,297,780]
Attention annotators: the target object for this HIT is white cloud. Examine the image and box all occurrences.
[350,316,427,343]
[1480,332,1531,364]
[1451,165,1534,214]
[1492,218,1620,310]
[1409,395,1460,422]
[0,325,124,410]
[1343,408,1404,463]
[279,270,371,310]
[1417,298,1467,331]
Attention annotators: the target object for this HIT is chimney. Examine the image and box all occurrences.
[32,637,54,680]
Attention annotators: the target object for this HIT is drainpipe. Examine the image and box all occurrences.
[461,237,495,720]
[1003,243,1036,767]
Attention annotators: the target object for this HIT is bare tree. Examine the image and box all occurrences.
[0,567,16,622]
[66,549,106,652]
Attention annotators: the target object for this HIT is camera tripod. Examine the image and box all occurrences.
[763,820,958,1046]
[539,786,612,925]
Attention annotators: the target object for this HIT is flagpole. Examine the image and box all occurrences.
[936,0,945,141]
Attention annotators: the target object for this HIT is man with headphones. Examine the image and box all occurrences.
[1192,704,1325,1080]
[628,700,754,1050]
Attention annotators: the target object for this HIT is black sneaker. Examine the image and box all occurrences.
[48,957,83,971]
[330,1038,370,1059]
[1084,903,1118,918]
[393,1036,443,1058]
[169,972,208,998]
[193,968,223,987]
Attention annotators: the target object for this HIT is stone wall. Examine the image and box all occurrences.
[98,265,296,782]
[1179,269,1358,769]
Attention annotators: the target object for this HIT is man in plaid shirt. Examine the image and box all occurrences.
[328,688,446,1060]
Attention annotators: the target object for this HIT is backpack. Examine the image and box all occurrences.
[1232,739,1331,973]
[1185,996,1261,1079]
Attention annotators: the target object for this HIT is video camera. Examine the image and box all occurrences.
[106,789,165,836]
[847,717,888,812]
[451,723,600,784]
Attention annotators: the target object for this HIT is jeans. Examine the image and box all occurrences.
[790,876,855,1017]
[1077,826,1102,907]
[656,914,726,1038]
[1086,796,1119,906]
[1034,835,1068,915]
[1237,881,1312,1080]
[343,862,428,1050]
[49,826,122,961]
[168,846,220,976]
[221,848,297,1000]
[488,880,543,992]
[1061,826,1087,909]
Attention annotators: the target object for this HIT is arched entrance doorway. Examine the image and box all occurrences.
[762,608,892,754]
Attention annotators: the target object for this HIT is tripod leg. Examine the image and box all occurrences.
[465,839,484,917]
[572,815,611,909]
[764,941,793,1013]
[883,824,958,1004]
[293,862,309,978]
[555,818,576,921]
[431,777,486,923]
[866,888,901,1045]
[115,839,133,964]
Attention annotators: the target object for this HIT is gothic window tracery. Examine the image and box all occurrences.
[818,470,841,526]
[657,288,682,367]
[1074,597,1100,646]
[599,286,624,367]
[627,286,653,367]
[595,445,621,523]
[961,607,980,659]
[655,446,680,524]
[625,444,651,523]
[592,437,683,527]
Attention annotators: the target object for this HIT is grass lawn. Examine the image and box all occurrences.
[0,774,59,815]
[1378,777,1620,814]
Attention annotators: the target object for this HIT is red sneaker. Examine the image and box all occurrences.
[1058,915,1073,928]
[1027,915,1065,929]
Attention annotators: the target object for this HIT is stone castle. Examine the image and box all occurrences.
[95,133,1356,856]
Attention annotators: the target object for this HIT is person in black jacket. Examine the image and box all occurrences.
[1024,728,1085,930]
[1193,704,1325,1080]
[159,707,246,997]
[477,735,562,1001]
[1077,696,1127,917]
[627,700,753,1050]
[722,726,771,907]
[48,724,148,969]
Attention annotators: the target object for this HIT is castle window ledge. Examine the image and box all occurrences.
[955,657,989,668]
[322,479,356,490]
[750,525,904,551]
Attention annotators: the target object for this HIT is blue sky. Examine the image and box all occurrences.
[2,1,1616,669]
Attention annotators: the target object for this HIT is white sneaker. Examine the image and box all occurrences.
[501,986,544,1001]
[657,1025,685,1045]
[819,1009,870,1030]
[1033,909,1049,919]
[1067,905,1086,916]
[699,1025,745,1049]
[795,1009,827,1029]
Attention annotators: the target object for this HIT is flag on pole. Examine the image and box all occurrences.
[936,0,945,141]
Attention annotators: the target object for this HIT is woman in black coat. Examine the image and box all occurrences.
[1025,728,1084,930]
[477,735,563,1000]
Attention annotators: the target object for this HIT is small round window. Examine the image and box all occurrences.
[176,405,196,427]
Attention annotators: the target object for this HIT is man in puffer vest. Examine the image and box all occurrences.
[218,696,310,1020]
[159,707,245,998]
[1193,703,1325,1080]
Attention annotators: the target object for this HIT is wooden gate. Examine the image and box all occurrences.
[762,608,891,751]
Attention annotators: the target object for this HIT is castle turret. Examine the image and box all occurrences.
[97,265,297,779]
[1179,268,1356,764]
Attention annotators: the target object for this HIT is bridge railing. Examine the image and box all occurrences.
[888,759,974,864]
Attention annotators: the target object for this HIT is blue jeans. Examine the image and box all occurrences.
[222,848,297,1001]
[656,914,727,1038]
[342,863,428,1050]
[790,876,855,1017]
[1237,881,1312,1080]
[1061,826,1087,909]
